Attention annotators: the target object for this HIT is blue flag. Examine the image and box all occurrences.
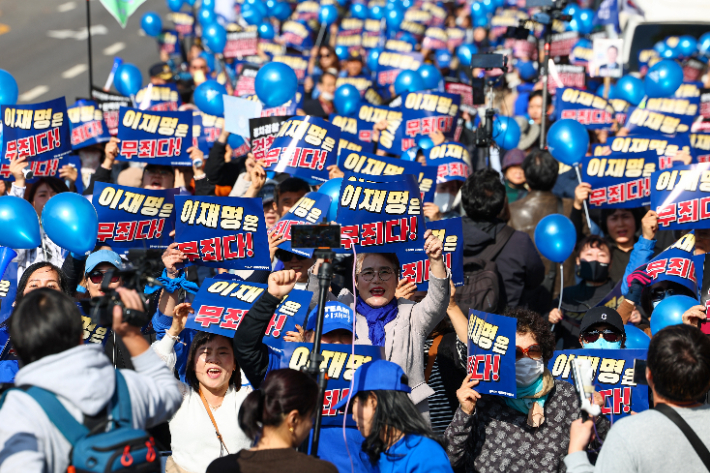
[466,310,517,398]
[593,0,620,33]
[175,196,271,270]
[67,100,112,150]
[116,107,193,166]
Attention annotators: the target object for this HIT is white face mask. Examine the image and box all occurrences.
[515,357,544,387]
[320,91,334,101]
[433,192,456,214]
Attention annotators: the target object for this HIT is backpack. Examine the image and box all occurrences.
[455,225,515,315]
[0,370,160,473]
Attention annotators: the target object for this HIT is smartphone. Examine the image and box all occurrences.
[291,224,341,249]
[470,54,505,70]
[633,359,648,385]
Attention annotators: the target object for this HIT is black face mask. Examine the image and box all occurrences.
[579,260,609,282]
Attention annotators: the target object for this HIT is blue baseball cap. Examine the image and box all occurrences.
[333,360,411,410]
[306,301,355,335]
[84,250,123,275]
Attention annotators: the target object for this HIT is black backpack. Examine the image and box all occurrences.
[455,225,514,315]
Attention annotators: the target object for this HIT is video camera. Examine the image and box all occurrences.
[87,249,165,327]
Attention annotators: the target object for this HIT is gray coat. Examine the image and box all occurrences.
[307,269,451,415]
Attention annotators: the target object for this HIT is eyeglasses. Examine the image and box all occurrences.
[581,330,623,344]
[276,250,309,262]
[88,271,120,285]
[358,268,395,282]
[320,53,332,59]
[515,344,543,360]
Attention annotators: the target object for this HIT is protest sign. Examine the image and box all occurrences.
[466,310,517,398]
[569,39,593,67]
[67,100,112,150]
[224,96,263,138]
[549,32,579,58]
[545,64,586,93]
[422,27,448,51]
[335,174,426,253]
[590,38,623,78]
[338,136,374,155]
[192,113,210,155]
[0,262,17,325]
[175,196,271,270]
[266,339,384,427]
[168,11,194,36]
[425,141,471,183]
[158,30,182,59]
[234,64,260,97]
[400,217,464,290]
[645,96,699,119]
[0,154,84,194]
[625,107,692,135]
[336,75,374,96]
[269,192,332,258]
[250,116,292,161]
[225,26,259,58]
[258,116,340,183]
[357,104,403,153]
[376,51,423,88]
[195,111,226,146]
[116,107,192,166]
[135,83,182,112]
[273,55,309,84]
[418,166,437,203]
[594,280,625,312]
[636,233,699,295]
[185,278,312,342]
[280,21,313,51]
[330,114,362,144]
[338,150,423,177]
[92,87,132,136]
[94,182,177,252]
[554,88,615,129]
[651,164,710,230]
[691,133,710,162]
[400,91,460,150]
[2,97,72,164]
[549,349,649,418]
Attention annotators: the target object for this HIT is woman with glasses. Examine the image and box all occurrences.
[307,229,450,420]
[444,308,609,473]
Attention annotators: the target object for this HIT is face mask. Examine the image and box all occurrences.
[78,149,102,169]
[433,192,456,214]
[579,260,609,282]
[320,91,334,101]
[515,357,544,387]
[585,338,622,349]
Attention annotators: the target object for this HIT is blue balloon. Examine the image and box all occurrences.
[198,7,216,25]
[418,64,443,90]
[270,2,291,21]
[470,2,484,17]
[245,0,268,17]
[0,197,41,249]
[457,44,478,67]
[533,214,576,263]
[0,69,18,105]
[480,0,495,13]
[416,135,434,150]
[228,133,246,150]
[114,63,143,97]
[258,22,275,39]
[184,0,197,6]
[199,51,215,72]
[651,295,699,335]
[677,35,698,58]
[352,3,367,19]
[194,80,227,116]
[563,4,578,16]
[575,9,594,35]
[473,15,489,28]
[201,0,216,10]
[167,0,183,12]
[242,3,264,25]
[266,0,277,9]
[334,84,361,115]
[386,7,404,31]
[41,193,98,254]
[394,70,424,95]
[699,32,710,56]
[319,4,338,25]
[317,178,342,221]
[0,247,16,281]
[546,119,589,166]
[401,0,413,8]
[624,324,650,349]
[141,12,163,37]
[615,75,644,106]
[255,62,298,107]
[595,82,617,100]
[493,116,521,150]
[367,48,382,72]
[517,60,536,81]
[644,59,683,98]
[435,49,452,68]
[203,23,227,54]
[335,45,349,61]
[369,4,384,20]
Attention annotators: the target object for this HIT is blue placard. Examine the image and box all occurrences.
[192,113,210,155]
[264,339,384,427]
[418,166,437,203]
[644,95,699,118]
[194,110,225,147]
[116,107,193,166]
[625,107,692,136]
[0,262,17,325]
[425,141,471,183]
[651,164,710,230]
[330,114,361,143]
[399,217,464,291]
[269,192,332,258]
[280,20,314,52]
[260,116,340,183]
[93,182,177,253]
[634,232,699,295]
[375,51,423,88]
[592,134,692,159]
[466,310,517,398]
[335,174,426,254]
[400,91,461,149]
[174,196,271,270]
[549,349,650,419]
[2,97,72,164]
[67,100,111,150]
[357,104,404,155]
[0,154,84,194]
[135,83,182,112]
[691,133,710,162]
[338,150,423,177]
[338,136,374,156]
[554,88,615,129]
[583,151,663,209]
[185,277,312,341]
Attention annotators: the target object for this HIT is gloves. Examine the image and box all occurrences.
[626,266,652,305]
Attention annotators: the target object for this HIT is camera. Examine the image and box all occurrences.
[470,53,506,70]
[291,224,342,250]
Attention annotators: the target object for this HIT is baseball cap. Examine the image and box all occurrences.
[502,148,526,171]
[347,50,364,62]
[333,360,411,410]
[149,62,173,81]
[580,306,625,335]
[85,250,123,275]
[306,301,355,334]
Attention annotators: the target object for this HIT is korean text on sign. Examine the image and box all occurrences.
[116,107,193,167]
[466,310,517,398]
[2,97,72,163]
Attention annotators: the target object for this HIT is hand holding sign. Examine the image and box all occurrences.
[457,372,482,415]
[268,269,301,299]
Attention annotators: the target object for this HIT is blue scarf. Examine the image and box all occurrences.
[503,374,549,416]
[356,295,398,347]
[144,269,199,296]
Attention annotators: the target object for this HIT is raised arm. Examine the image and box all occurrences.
[411,230,451,337]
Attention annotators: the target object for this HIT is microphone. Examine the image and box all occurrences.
[22,166,34,180]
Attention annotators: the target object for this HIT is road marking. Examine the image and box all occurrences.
[62,64,88,79]
[103,41,125,55]
[57,2,77,12]
[47,25,107,40]
[19,86,50,103]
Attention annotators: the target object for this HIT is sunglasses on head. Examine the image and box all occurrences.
[276,250,309,262]
[515,344,543,360]
[88,271,120,285]
[581,330,622,344]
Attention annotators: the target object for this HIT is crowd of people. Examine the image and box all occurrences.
[1,0,710,472]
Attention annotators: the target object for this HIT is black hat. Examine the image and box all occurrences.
[149,62,173,81]
[347,50,364,62]
[580,306,625,335]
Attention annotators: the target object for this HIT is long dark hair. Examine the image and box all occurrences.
[238,369,319,441]
[26,177,69,203]
[357,388,441,465]
[16,262,71,306]
[185,331,241,393]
